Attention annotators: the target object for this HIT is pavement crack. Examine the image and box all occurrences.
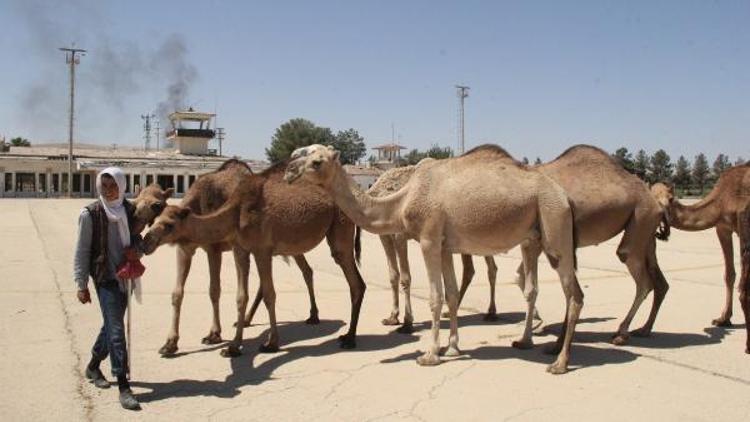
[28,204,95,421]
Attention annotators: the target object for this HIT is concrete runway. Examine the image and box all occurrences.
[1,198,748,421]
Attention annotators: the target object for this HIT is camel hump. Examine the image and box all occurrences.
[553,144,611,161]
[217,158,253,174]
[463,144,515,159]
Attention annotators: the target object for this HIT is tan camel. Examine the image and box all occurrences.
[368,163,500,333]
[459,145,669,345]
[285,144,583,374]
[136,160,321,355]
[142,160,366,357]
[131,183,173,233]
[651,163,750,352]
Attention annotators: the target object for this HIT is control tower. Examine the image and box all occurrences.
[166,108,216,155]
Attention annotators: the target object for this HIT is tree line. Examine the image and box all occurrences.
[612,147,745,195]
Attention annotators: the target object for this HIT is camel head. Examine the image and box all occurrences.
[141,205,191,255]
[284,144,340,187]
[650,182,675,209]
[132,183,174,231]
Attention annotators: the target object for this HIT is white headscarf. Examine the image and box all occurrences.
[96,167,130,248]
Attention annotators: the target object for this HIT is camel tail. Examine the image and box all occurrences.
[355,226,362,266]
[569,199,579,271]
[655,213,671,242]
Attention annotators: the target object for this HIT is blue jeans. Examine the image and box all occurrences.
[91,279,129,377]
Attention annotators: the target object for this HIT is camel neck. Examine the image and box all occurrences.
[329,164,405,235]
[669,194,721,231]
[182,196,240,243]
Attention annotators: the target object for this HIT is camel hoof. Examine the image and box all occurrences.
[259,343,280,353]
[443,346,461,357]
[158,340,178,356]
[201,333,223,345]
[630,327,651,338]
[543,343,562,355]
[396,322,414,334]
[381,316,400,326]
[612,333,629,346]
[511,339,534,350]
[220,345,241,358]
[416,352,441,366]
[711,318,733,327]
[338,334,356,349]
[305,315,320,325]
[546,363,568,375]
[483,312,499,322]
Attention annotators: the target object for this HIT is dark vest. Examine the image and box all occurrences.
[84,199,136,283]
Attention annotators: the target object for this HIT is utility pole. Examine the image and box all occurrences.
[141,113,155,151]
[215,127,225,156]
[59,45,86,197]
[154,118,161,151]
[455,85,470,155]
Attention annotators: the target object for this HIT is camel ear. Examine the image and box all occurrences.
[163,188,175,199]
[177,208,191,220]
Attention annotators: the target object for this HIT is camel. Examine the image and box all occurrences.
[651,163,750,352]
[142,160,366,357]
[135,160,322,355]
[130,183,173,233]
[285,144,583,374]
[367,163,500,333]
[458,145,670,345]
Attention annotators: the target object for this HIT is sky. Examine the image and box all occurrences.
[1,0,747,163]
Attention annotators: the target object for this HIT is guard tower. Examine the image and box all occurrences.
[166,108,216,155]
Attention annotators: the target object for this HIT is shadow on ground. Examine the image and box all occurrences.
[132,318,419,403]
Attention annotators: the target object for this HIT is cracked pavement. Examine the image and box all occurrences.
[1,199,749,421]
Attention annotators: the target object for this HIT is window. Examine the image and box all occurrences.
[38,173,47,192]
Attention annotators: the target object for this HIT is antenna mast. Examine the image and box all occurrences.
[59,45,86,197]
[455,85,470,155]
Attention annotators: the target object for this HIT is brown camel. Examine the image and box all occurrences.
[286,144,583,374]
[459,145,669,345]
[142,160,366,357]
[367,162,500,333]
[651,163,750,353]
[131,183,173,233]
[137,160,323,355]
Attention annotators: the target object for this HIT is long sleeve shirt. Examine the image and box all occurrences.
[73,208,128,291]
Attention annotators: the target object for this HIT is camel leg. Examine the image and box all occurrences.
[256,251,280,352]
[379,235,401,326]
[512,241,541,350]
[293,255,320,324]
[159,244,196,356]
[327,218,366,349]
[220,247,250,357]
[514,260,543,327]
[484,256,498,320]
[452,254,475,315]
[737,209,750,354]
[202,246,224,344]
[395,234,414,334]
[632,237,670,336]
[441,250,461,356]
[713,226,736,327]
[240,283,264,327]
[416,237,445,366]
[547,256,583,375]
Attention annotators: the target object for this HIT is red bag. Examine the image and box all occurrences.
[117,258,146,279]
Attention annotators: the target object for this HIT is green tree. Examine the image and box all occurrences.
[265,118,335,163]
[521,156,529,165]
[711,153,731,182]
[735,156,746,166]
[10,137,31,147]
[404,149,427,165]
[329,128,367,165]
[612,147,635,174]
[649,149,673,183]
[425,144,453,159]
[633,149,650,181]
[534,157,542,165]
[673,155,691,191]
[692,153,710,195]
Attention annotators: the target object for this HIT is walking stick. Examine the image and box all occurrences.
[127,278,132,380]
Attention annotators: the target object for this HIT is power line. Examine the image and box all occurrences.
[59,45,86,197]
[455,85,470,155]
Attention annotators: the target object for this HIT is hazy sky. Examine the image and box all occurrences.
[1,0,747,162]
